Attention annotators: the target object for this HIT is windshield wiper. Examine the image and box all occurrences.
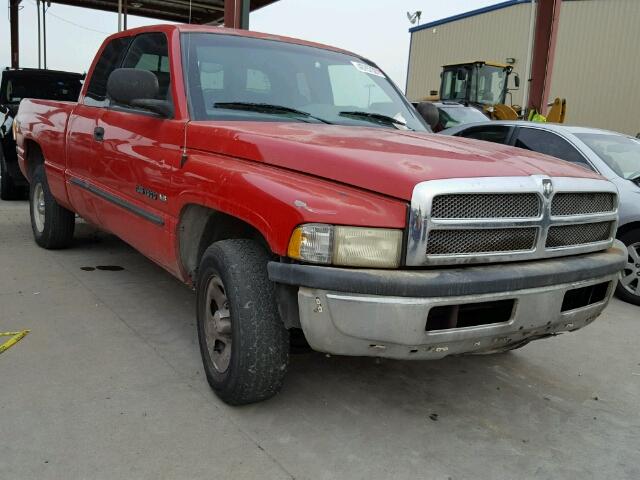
[213,102,332,124]
[338,110,411,130]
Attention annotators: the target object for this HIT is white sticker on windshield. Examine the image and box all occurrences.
[351,61,385,78]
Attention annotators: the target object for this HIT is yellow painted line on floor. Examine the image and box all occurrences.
[0,330,30,354]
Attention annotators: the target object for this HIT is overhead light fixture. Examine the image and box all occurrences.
[130,2,143,7]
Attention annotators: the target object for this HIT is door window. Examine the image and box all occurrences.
[458,126,511,144]
[121,33,172,102]
[84,37,131,107]
[515,128,592,169]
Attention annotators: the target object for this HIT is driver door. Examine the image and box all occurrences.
[93,32,183,267]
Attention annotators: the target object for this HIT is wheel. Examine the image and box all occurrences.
[196,239,289,405]
[616,229,640,305]
[0,148,20,200]
[29,164,75,249]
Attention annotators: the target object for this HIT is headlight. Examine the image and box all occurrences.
[287,224,403,268]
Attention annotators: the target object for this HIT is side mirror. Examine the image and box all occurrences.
[106,68,172,117]
[514,74,520,89]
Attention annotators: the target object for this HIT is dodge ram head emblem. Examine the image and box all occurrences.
[542,179,554,198]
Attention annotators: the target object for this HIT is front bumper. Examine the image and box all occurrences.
[268,242,626,359]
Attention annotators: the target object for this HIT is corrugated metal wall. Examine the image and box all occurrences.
[407,0,640,136]
[550,0,640,135]
[406,3,532,106]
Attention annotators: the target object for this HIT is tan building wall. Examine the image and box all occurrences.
[549,0,640,135]
[407,0,640,136]
[406,2,532,106]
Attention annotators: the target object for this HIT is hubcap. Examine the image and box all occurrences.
[33,183,46,233]
[620,242,640,297]
[203,275,232,373]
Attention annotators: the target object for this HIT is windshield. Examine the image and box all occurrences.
[2,75,82,104]
[575,133,640,179]
[181,33,427,131]
[471,65,507,106]
[438,106,488,129]
[440,64,508,106]
[440,69,468,102]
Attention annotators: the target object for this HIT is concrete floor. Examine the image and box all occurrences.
[1,199,639,480]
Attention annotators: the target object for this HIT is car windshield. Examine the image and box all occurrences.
[2,75,82,104]
[438,106,488,129]
[181,33,427,131]
[575,132,640,179]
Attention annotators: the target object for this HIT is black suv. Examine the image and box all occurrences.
[1,68,83,199]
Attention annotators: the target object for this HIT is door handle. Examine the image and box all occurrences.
[93,126,104,142]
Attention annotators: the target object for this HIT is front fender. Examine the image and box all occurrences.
[172,151,408,255]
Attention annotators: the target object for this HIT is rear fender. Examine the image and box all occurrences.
[16,99,75,209]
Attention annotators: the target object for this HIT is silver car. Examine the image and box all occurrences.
[441,121,640,305]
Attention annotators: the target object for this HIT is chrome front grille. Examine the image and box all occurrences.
[546,221,614,248]
[551,192,616,216]
[431,193,541,219]
[426,228,538,255]
[406,176,618,266]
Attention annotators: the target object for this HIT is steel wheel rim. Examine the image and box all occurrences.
[620,242,640,297]
[33,183,46,233]
[204,274,232,373]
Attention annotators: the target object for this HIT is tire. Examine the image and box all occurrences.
[615,229,640,306]
[0,148,20,200]
[196,239,289,405]
[29,164,75,249]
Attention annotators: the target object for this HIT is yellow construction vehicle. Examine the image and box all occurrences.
[438,61,566,123]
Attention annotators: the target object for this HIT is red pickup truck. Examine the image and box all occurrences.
[15,25,626,405]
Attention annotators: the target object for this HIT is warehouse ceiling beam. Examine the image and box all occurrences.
[7,0,276,69]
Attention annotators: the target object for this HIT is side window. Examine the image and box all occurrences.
[121,33,172,102]
[459,126,511,144]
[514,128,592,169]
[84,37,131,107]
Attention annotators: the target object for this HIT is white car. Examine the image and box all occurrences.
[442,121,640,305]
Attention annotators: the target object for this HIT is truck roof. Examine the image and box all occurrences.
[105,23,365,61]
[2,68,83,78]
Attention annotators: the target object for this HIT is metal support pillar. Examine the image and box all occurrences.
[9,0,20,68]
[42,0,47,69]
[528,0,562,114]
[123,0,128,30]
[117,0,122,31]
[37,0,42,68]
[224,0,250,29]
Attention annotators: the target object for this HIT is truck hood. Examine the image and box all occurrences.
[187,122,601,201]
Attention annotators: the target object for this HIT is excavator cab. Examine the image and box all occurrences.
[440,61,516,107]
[440,61,521,120]
[432,61,566,123]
